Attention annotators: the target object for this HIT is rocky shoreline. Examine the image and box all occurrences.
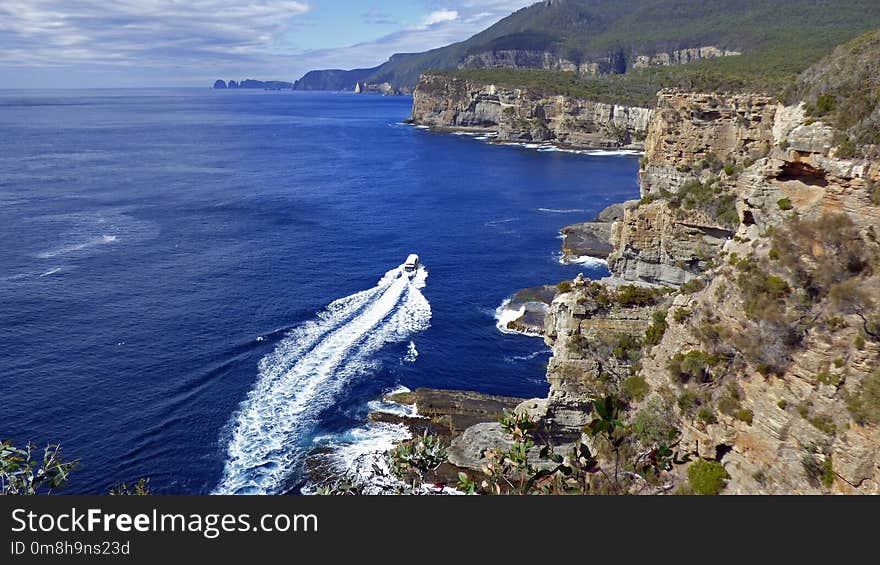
[410,73,652,150]
[314,38,880,493]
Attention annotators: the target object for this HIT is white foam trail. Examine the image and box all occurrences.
[505,349,552,363]
[538,208,585,214]
[39,267,62,277]
[36,234,118,259]
[215,264,431,495]
[583,149,643,156]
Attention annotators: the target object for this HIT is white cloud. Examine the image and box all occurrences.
[0,1,311,68]
[0,0,539,86]
[421,10,459,28]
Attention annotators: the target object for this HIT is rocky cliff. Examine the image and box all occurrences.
[461,46,741,76]
[411,73,653,148]
[534,86,880,494]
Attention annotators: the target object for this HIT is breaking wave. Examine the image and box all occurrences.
[214,263,431,495]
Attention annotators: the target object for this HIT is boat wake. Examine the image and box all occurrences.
[214,263,431,495]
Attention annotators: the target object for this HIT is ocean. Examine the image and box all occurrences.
[0,89,640,494]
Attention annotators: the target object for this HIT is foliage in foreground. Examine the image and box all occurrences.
[0,441,79,495]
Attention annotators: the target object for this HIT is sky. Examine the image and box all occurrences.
[0,1,537,88]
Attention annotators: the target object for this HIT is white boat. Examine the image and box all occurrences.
[404,254,420,273]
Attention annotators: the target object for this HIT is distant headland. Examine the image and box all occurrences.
[213,79,295,90]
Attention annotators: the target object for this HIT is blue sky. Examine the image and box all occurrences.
[0,1,536,88]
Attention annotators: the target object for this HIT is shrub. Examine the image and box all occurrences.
[777,197,793,211]
[0,441,78,495]
[630,400,676,447]
[813,93,837,116]
[617,285,662,307]
[697,407,718,425]
[667,350,720,383]
[673,308,692,323]
[735,408,755,425]
[621,374,650,402]
[644,310,669,346]
[556,280,573,294]
[847,370,880,425]
[680,278,706,295]
[687,460,730,495]
[386,431,448,478]
[613,333,643,361]
[678,389,698,413]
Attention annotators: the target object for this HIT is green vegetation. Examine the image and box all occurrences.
[697,408,718,425]
[667,350,721,383]
[801,446,835,490]
[630,399,676,446]
[644,310,669,346]
[777,197,793,211]
[109,478,152,496]
[418,1,880,100]
[735,409,755,426]
[687,460,730,495]
[847,371,880,426]
[663,179,739,228]
[0,440,78,495]
[680,278,706,295]
[787,29,880,156]
[621,374,650,402]
[613,333,643,362]
[556,280,573,294]
[617,285,665,307]
[673,308,692,323]
[386,430,448,479]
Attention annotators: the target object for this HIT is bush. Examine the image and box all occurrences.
[621,374,650,402]
[0,441,78,495]
[630,400,675,447]
[735,408,755,425]
[777,197,793,211]
[697,408,718,425]
[644,310,669,346]
[673,308,692,323]
[847,370,880,425]
[680,278,706,295]
[556,280,573,294]
[736,259,790,321]
[667,350,721,383]
[613,333,643,362]
[617,285,662,307]
[687,460,730,495]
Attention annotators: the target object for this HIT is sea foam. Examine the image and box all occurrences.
[214,263,431,495]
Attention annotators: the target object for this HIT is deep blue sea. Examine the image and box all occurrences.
[0,89,639,494]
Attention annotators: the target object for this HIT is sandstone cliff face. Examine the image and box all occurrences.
[538,277,660,440]
[411,73,652,148]
[604,91,778,286]
[460,46,740,76]
[640,91,778,195]
[537,90,880,494]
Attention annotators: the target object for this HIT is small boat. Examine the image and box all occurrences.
[404,254,420,273]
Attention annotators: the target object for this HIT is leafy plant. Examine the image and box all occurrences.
[687,460,730,495]
[0,441,79,495]
[109,477,152,496]
[386,430,448,480]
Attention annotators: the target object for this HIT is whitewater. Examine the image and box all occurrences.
[215,262,431,495]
